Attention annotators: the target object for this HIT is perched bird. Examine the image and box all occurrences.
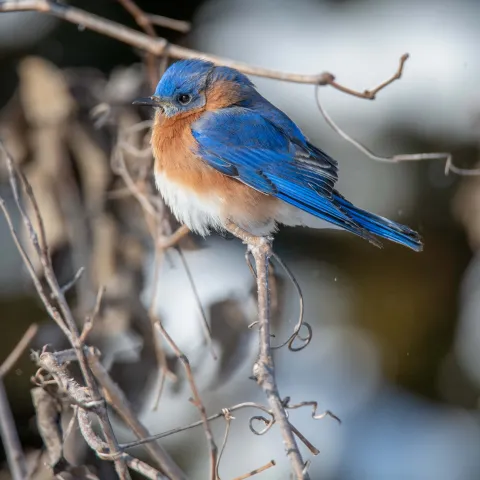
[134,59,422,251]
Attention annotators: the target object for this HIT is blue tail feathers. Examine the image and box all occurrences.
[333,193,423,252]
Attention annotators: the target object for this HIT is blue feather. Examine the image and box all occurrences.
[182,60,423,251]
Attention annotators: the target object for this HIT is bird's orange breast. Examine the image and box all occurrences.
[150,94,281,228]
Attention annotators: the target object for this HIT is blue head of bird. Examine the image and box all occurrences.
[133,58,255,117]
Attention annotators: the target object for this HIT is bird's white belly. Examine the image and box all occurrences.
[155,171,224,236]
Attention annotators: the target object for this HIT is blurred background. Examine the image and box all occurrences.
[1,0,480,478]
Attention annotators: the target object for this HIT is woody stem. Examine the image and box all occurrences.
[224,222,308,479]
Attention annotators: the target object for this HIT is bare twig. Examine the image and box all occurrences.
[224,221,307,480]
[146,13,190,33]
[0,1,409,91]
[117,0,159,88]
[176,247,217,360]
[0,380,28,480]
[149,245,174,411]
[232,460,276,480]
[87,351,186,480]
[215,409,234,480]
[318,53,409,99]
[76,408,169,480]
[38,351,172,479]
[0,323,38,378]
[59,266,85,295]
[0,327,38,480]
[315,86,453,167]
[79,286,105,343]
[445,156,480,176]
[158,224,189,249]
[120,401,274,449]
[0,142,130,479]
[153,320,218,480]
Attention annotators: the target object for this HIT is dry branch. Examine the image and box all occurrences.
[224,222,307,479]
[0,0,409,92]
[0,324,38,480]
[0,142,130,478]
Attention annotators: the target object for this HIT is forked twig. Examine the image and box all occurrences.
[117,0,158,88]
[318,53,409,99]
[0,1,414,91]
[315,85,453,168]
[0,142,130,479]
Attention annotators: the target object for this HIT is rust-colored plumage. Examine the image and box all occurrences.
[151,81,281,234]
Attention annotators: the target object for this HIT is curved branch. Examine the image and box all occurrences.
[0,0,407,92]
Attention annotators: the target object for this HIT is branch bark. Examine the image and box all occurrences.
[225,222,308,480]
[0,0,406,90]
[0,381,28,480]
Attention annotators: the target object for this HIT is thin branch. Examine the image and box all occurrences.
[232,460,276,480]
[0,380,28,480]
[117,0,159,88]
[0,171,72,340]
[0,327,37,480]
[149,244,175,411]
[319,53,409,99]
[153,320,218,480]
[158,224,189,249]
[444,156,480,176]
[0,323,38,377]
[79,286,105,343]
[120,402,274,449]
[224,221,307,480]
[314,86,453,166]
[0,1,409,90]
[76,408,168,480]
[176,246,217,360]
[146,13,190,33]
[215,409,234,480]
[87,351,186,480]
[59,266,85,296]
[0,142,129,479]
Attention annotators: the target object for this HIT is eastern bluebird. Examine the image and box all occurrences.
[134,59,422,251]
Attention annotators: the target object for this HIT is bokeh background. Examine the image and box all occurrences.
[1,0,480,479]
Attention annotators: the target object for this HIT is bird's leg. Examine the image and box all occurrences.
[223,220,272,247]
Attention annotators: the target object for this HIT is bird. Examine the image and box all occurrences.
[133,58,423,252]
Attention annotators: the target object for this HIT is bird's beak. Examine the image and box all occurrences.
[132,96,160,107]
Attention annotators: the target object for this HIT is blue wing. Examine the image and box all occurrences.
[191,105,422,251]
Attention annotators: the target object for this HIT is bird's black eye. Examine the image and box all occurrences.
[178,94,192,105]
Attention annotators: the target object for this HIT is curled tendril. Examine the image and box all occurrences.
[249,414,275,436]
[244,246,312,351]
[282,397,342,424]
[271,252,312,352]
